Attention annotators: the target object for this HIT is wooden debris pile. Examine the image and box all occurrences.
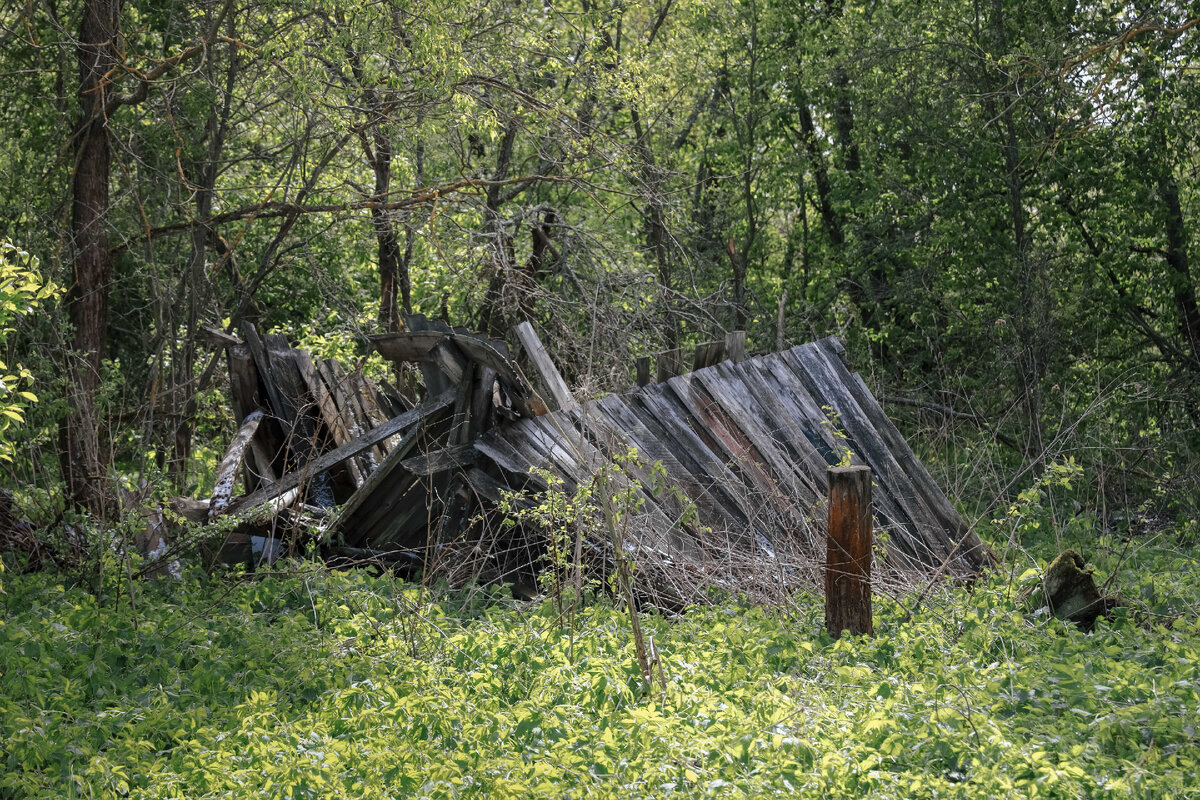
[182,316,989,596]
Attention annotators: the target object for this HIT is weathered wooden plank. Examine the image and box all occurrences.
[464,467,533,507]
[592,395,736,529]
[241,322,294,424]
[783,346,941,564]
[635,356,652,388]
[693,364,824,517]
[264,344,336,507]
[515,321,578,412]
[731,359,829,504]
[316,358,380,477]
[811,341,987,569]
[469,366,496,440]
[474,431,545,484]
[401,442,479,476]
[230,389,455,518]
[209,411,264,521]
[450,362,476,445]
[565,405,703,558]
[766,351,919,561]
[664,373,803,533]
[656,347,686,382]
[725,330,746,363]
[631,384,755,533]
[366,479,430,549]
[572,403,689,526]
[370,331,449,362]
[692,340,726,371]
[293,351,364,489]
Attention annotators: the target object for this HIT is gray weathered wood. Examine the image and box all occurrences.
[227,390,455,516]
[515,320,578,412]
[635,356,652,387]
[401,443,479,476]
[656,347,685,382]
[209,411,264,521]
[724,330,746,363]
[692,340,726,371]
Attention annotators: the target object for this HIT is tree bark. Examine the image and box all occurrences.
[60,0,121,515]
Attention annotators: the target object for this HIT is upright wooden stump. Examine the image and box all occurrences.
[825,465,874,638]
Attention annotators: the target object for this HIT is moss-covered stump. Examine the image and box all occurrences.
[1026,549,1122,631]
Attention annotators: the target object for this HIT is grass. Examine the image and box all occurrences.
[2,521,1198,799]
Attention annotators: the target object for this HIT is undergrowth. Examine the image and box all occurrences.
[2,538,1198,799]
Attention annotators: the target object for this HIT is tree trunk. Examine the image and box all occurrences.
[60,0,121,515]
[372,128,403,333]
[1159,169,1200,372]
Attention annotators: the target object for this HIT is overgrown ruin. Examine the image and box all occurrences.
[183,316,990,602]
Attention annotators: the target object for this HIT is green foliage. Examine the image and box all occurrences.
[1,551,1198,798]
[0,241,59,464]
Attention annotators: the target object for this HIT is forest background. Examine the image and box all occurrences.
[2,2,1200,797]
[0,0,1197,546]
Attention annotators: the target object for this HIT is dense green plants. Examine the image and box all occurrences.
[1,541,1197,799]
[0,241,58,465]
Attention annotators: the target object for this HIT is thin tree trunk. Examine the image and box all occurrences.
[61,0,121,515]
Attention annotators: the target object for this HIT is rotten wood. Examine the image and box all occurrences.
[825,465,873,638]
[209,410,264,521]
[225,390,455,516]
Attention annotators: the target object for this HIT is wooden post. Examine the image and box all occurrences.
[635,356,652,387]
[725,330,746,363]
[656,347,685,382]
[825,465,873,638]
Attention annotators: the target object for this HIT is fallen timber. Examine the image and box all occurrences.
[181,316,989,597]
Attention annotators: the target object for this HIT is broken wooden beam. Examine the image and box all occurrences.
[515,320,577,412]
[209,410,264,521]
[223,390,456,517]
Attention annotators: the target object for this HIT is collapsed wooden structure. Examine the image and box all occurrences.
[196,317,990,595]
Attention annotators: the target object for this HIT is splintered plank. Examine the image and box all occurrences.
[316,359,380,477]
[515,321,577,412]
[231,389,455,519]
[293,351,363,488]
[263,342,336,507]
[209,411,264,521]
